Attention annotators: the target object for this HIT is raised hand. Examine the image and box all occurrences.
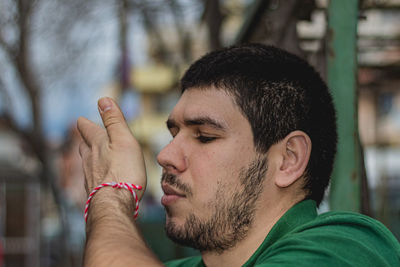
[77,97,147,200]
[77,98,161,267]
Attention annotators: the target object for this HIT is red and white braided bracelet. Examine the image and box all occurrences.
[84,182,143,222]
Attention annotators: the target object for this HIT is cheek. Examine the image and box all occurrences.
[189,146,247,190]
[187,152,222,204]
[213,141,254,171]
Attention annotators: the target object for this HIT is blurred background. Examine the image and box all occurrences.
[0,0,399,266]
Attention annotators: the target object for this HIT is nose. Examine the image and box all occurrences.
[157,137,187,173]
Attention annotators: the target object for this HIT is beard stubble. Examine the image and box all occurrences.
[162,156,268,253]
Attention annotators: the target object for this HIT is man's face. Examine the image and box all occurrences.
[157,88,268,252]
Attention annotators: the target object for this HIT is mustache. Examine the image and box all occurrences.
[161,173,192,196]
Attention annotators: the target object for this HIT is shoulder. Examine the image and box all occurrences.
[164,256,203,267]
[304,210,397,236]
[254,212,400,266]
[305,211,400,247]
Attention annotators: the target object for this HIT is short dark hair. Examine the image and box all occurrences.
[180,43,337,206]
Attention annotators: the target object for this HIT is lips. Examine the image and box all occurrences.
[161,183,186,206]
[162,183,186,196]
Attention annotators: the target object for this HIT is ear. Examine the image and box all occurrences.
[274,131,311,188]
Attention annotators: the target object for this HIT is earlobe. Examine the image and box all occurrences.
[275,131,311,188]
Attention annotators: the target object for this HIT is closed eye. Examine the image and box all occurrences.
[197,135,217,144]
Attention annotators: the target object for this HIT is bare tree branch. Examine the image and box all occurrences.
[0,77,12,112]
[0,0,17,57]
[132,1,169,62]
[167,0,193,62]
[202,0,224,50]
[0,1,109,265]
[117,0,130,91]
[0,31,14,56]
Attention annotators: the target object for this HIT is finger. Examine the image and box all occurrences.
[77,116,105,146]
[84,179,89,195]
[97,97,133,144]
[79,141,90,158]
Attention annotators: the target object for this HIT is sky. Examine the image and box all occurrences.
[0,1,152,143]
[0,0,206,143]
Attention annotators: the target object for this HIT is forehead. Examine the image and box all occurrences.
[169,88,246,127]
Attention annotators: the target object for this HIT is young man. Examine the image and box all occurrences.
[77,44,400,267]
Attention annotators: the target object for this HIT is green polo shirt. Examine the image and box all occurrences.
[165,199,400,266]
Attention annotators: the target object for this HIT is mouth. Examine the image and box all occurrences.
[161,183,186,206]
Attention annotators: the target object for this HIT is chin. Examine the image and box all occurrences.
[166,213,186,227]
[164,217,193,248]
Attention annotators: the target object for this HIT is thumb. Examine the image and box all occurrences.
[98,97,132,144]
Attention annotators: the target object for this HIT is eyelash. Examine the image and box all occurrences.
[196,135,216,144]
[169,130,217,144]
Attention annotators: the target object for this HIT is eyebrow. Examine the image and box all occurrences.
[166,116,227,131]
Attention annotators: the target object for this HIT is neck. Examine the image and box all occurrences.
[201,195,302,267]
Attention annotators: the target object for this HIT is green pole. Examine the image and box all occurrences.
[327,0,361,212]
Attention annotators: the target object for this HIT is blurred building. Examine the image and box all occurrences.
[235,0,400,239]
[57,126,86,266]
[0,121,41,267]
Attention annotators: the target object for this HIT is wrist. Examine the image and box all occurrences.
[84,183,142,226]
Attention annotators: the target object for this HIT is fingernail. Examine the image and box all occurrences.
[98,98,112,112]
